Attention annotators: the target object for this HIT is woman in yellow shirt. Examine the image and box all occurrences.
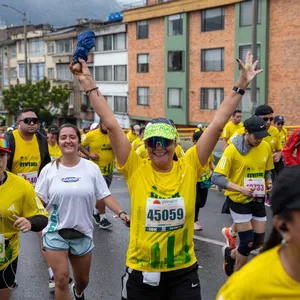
[217,165,300,300]
[70,52,262,300]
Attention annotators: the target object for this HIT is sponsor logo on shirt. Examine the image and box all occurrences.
[61,177,81,183]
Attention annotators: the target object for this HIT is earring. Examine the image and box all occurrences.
[281,238,287,247]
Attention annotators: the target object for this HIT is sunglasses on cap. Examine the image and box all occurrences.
[277,122,284,126]
[262,117,274,122]
[145,137,175,149]
[19,117,39,125]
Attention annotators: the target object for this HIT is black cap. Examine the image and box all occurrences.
[254,104,274,116]
[274,115,284,123]
[271,165,300,215]
[244,116,270,138]
[48,124,59,134]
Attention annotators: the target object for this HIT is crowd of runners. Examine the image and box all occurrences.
[0,52,299,300]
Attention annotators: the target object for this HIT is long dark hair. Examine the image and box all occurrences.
[261,210,293,252]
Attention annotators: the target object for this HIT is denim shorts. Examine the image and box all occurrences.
[43,231,94,256]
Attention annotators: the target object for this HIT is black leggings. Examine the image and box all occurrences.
[195,182,208,222]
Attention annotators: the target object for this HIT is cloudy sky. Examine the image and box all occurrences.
[0,0,145,28]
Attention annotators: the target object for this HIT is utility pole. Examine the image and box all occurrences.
[251,0,258,114]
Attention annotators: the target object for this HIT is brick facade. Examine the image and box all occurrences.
[189,5,236,124]
[127,18,165,119]
[268,0,300,125]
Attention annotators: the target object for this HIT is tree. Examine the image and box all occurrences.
[3,78,70,125]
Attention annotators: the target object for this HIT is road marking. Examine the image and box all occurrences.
[193,235,226,247]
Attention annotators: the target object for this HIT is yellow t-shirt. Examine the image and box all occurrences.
[0,172,48,270]
[11,130,41,186]
[132,137,142,150]
[127,130,138,143]
[117,146,204,272]
[136,143,148,159]
[278,127,288,148]
[81,129,115,176]
[216,245,300,300]
[48,143,61,161]
[175,144,185,159]
[221,121,243,140]
[214,140,274,203]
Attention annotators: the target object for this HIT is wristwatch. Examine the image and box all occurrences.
[232,86,245,95]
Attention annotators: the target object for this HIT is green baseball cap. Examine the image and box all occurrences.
[143,118,177,141]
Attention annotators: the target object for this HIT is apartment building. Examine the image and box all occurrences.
[123,0,300,125]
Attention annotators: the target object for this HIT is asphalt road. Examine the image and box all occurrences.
[11,175,273,300]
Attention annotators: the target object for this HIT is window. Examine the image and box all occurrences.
[137,54,149,73]
[201,7,224,32]
[48,68,54,79]
[19,64,25,78]
[30,63,44,82]
[114,96,127,114]
[103,95,114,110]
[113,33,126,50]
[47,43,55,54]
[95,66,112,81]
[168,51,184,72]
[137,87,149,106]
[168,88,183,108]
[168,14,183,36]
[240,0,262,27]
[19,40,24,54]
[56,64,72,81]
[137,21,148,39]
[239,88,260,113]
[29,38,44,57]
[201,48,224,71]
[114,65,127,81]
[200,88,224,110]
[10,67,17,80]
[95,35,112,51]
[239,44,261,69]
[10,45,17,58]
[56,39,72,53]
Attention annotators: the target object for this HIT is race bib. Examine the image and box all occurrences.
[244,178,265,198]
[145,197,185,232]
[17,172,38,187]
[0,234,5,262]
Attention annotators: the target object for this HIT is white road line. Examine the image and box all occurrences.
[193,235,226,247]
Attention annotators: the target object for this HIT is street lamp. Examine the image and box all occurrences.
[0,4,28,84]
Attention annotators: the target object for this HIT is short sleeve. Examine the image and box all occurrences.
[183,145,204,179]
[81,131,91,148]
[22,180,48,218]
[214,146,233,177]
[35,163,51,204]
[92,164,111,200]
[221,123,229,139]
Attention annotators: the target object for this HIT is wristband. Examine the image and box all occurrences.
[85,87,98,97]
[118,211,127,218]
[232,86,245,95]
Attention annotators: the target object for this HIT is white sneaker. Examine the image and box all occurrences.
[194,221,202,231]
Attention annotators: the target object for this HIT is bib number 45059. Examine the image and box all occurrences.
[147,208,184,222]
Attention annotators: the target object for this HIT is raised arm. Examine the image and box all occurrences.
[70,59,131,166]
[197,52,263,166]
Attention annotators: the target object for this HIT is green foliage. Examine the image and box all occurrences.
[2,78,71,123]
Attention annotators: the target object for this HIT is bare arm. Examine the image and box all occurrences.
[196,52,263,166]
[70,58,131,167]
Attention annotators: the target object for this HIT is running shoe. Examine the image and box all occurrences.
[72,283,85,300]
[222,227,237,249]
[99,218,113,229]
[49,278,55,292]
[265,197,271,207]
[92,214,101,225]
[222,246,235,277]
[194,221,202,231]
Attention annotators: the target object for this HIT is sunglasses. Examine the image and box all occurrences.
[146,137,175,149]
[276,122,284,126]
[262,117,274,122]
[19,117,39,125]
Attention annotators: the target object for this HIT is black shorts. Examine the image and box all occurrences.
[104,174,113,188]
[121,262,201,300]
[0,258,18,289]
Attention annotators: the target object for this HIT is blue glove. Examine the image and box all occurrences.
[73,30,95,63]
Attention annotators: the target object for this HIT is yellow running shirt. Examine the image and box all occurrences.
[221,121,243,140]
[127,130,138,143]
[214,140,274,204]
[175,144,185,159]
[216,245,300,300]
[11,130,41,186]
[48,143,61,161]
[0,172,48,270]
[81,129,115,176]
[136,144,184,160]
[131,137,142,150]
[117,146,204,272]
[278,127,288,148]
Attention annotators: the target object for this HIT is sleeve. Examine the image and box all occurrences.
[183,145,204,179]
[214,146,233,178]
[265,144,275,171]
[22,180,48,219]
[117,147,143,181]
[35,163,50,204]
[92,164,111,200]
[81,131,91,148]
[221,124,229,139]
[282,130,298,166]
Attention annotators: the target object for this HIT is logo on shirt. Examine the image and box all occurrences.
[61,177,81,183]
[7,204,15,211]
